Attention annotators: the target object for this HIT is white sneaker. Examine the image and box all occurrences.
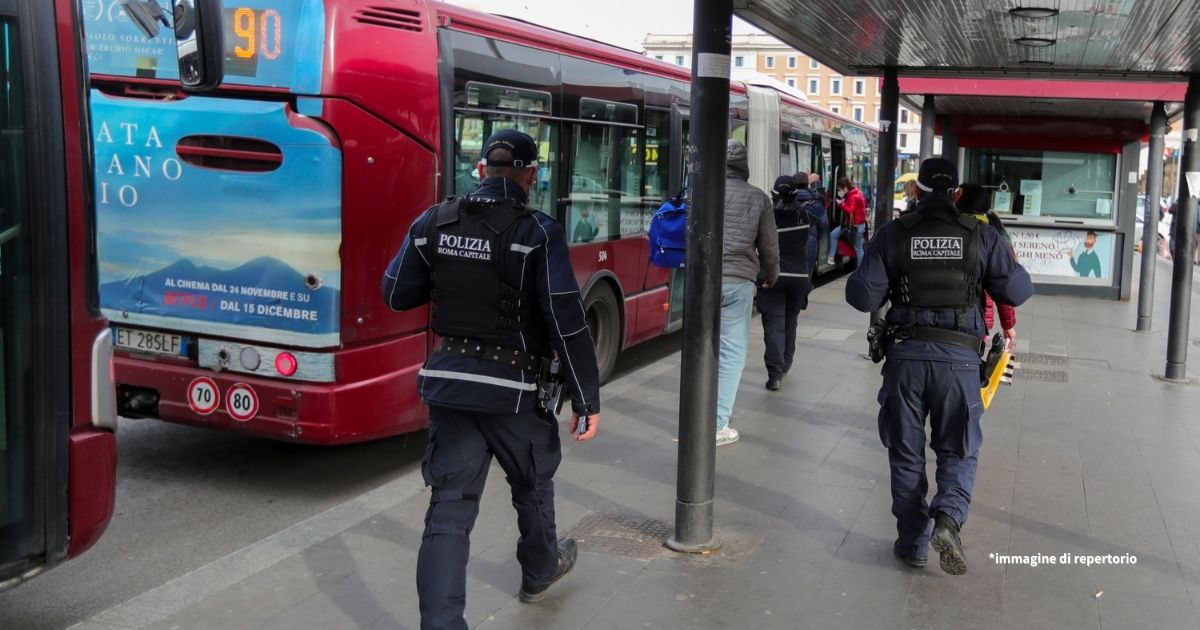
[826,257,836,266]
[716,426,740,446]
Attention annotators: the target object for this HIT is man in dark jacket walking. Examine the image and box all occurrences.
[846,158,1033,576]
[760,175,821,390]
[717,140,779,445]
[382,130,600,628]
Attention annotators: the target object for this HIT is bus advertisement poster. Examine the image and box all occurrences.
[90,92,343,347]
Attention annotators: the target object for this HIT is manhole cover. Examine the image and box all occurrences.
[1017,368,1069,383]
[1016,352,1069,367]
[567,513,672,560]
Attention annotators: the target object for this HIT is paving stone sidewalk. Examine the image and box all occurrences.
[76,259,1200,630]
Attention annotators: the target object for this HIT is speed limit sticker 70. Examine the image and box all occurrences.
[187,377,220,415]
[226,383,260,422]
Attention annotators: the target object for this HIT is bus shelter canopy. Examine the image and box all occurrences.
[734,0,1200,81]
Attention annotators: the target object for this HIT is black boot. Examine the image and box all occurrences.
[765,376,782,391]
[893,540,927,569]
[930,512,967,575]
[519,539,578,603]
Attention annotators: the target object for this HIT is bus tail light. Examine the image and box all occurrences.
[275,352,298,377]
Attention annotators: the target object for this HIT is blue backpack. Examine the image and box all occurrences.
[648,195,687,268]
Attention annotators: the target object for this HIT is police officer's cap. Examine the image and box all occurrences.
[482,130,539,168]
[917,157,959,194]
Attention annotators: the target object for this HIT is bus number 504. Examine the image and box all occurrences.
[232,8,282,61]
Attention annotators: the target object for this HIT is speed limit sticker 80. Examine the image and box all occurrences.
[225,383,260,422]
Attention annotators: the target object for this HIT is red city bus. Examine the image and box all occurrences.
[1,0,226,589]
[88,1,877,445]
[0,0,116,589]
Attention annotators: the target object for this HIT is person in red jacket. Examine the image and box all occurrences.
[827,177,867,265]
[957,184,1018,348]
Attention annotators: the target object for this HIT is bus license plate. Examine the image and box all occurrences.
[113,327,186,357]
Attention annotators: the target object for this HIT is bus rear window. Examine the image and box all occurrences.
[82,0,318,90]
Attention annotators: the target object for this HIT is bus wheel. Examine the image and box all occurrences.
[584,285,620,384]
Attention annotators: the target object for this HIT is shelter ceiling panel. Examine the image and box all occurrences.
[736,0,1200,78]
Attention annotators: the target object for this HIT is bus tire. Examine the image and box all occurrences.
[584,284,621,384]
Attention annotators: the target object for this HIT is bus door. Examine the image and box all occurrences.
[664,104,690,331]
[0,1,72,587]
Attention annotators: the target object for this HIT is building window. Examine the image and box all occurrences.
[875,107,881,123]
[853,105,864,122]
[807,76,820,95]
[899,133,908,148]
[675,55,684,66]
[901,109,910,124]
[786,77,796,87]
[830,105,841,115]
[654,55,663,60]
[787,56,797,68]
[854,79,865,96]
[766,56,775,68]
[810,58,819,69]
[735,55,745,68]
[830,77,841,95]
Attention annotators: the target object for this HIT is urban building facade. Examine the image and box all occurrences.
[642,33,930,173]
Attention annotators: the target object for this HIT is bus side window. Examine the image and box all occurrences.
[453,113,484,196]
[568,122,640,244]
[452,112,556,217]
[643,109,670,233]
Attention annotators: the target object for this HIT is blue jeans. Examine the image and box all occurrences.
[828,223,866,262]
[717,281,755,431]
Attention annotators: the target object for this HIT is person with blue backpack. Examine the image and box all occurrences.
[760,175,823,391]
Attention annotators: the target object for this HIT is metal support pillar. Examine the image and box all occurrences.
[919,95,936,161]
[1165,76,1200,381]
[1137,102,1167,332]
[870,68,899,323]
[941,128,959,163]
[669,0,731,553]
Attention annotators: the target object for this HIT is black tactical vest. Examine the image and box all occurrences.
[890,209,982,313]
[774,199,810,273]
[422,196,533,342]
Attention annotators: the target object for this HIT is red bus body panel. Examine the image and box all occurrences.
[56,0,116,558]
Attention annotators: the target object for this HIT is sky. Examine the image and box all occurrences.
[449,0,766,51]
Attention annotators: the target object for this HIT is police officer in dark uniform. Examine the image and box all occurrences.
[382,130,601,629]
[760,175,820,390]
[845,158,1033,576]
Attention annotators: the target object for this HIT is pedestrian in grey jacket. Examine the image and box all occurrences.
[715,139,780,446]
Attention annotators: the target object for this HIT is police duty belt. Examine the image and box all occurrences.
[439,336,546,373]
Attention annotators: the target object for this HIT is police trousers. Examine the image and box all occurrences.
[417,405,562,630]
[758,275,812,379]
[876,359,984,558]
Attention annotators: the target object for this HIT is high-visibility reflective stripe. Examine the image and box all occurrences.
[777,225,809,233]
[511,244,535,253]
[418,368,538,391]
[779,272,809,278]
[414,238,428,246]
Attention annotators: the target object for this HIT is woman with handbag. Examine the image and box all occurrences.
[826,177,867,265]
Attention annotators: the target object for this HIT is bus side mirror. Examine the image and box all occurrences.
[173,0,224,92]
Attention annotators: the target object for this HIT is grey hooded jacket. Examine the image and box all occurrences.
[722,140,780,284]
